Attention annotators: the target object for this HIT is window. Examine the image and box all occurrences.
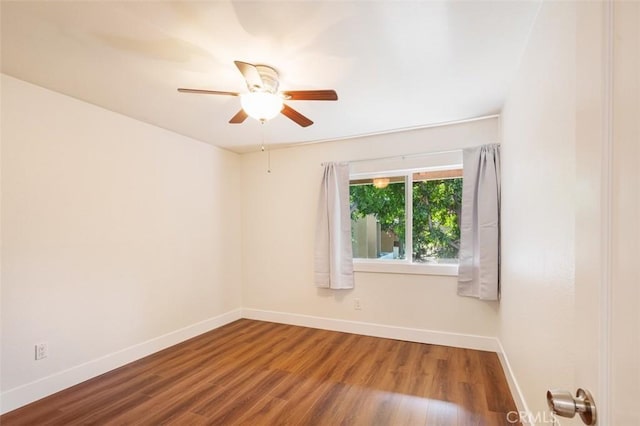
[411,168,462,263]
[349,166,462,275]
[350,176,406,260]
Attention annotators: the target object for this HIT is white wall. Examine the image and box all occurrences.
[0,75,242,410]
[500,1,607,420]
[241,118,499,339]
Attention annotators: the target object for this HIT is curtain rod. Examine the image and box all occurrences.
[320,148,462,167]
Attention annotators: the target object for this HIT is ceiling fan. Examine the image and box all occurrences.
[177,61,338,127]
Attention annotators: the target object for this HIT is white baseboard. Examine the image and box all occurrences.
[495,339,531,426]
[242,308,500,352]
[0,308,242,414]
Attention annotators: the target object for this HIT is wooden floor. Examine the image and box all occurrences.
[1,319,519,425]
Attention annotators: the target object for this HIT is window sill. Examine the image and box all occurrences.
[353,259,459,276]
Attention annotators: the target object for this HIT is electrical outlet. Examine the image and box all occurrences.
[35,342,48,360]
[354,298,362,310]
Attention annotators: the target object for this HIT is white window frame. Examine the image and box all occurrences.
[350,164,462,277]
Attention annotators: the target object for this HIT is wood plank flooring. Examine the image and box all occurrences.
[1,319,520,425]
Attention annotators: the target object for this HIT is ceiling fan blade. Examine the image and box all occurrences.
[229,109,248,124]
[178,88,239,96]
[234,61,263,90]
[281,90,338,101]
[281,104,313,127]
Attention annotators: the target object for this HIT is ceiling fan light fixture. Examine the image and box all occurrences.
[240,92,283,121]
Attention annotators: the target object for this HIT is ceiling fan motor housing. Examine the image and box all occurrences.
[253,65,279,94]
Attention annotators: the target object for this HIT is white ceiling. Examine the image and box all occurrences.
[1,1,540,153]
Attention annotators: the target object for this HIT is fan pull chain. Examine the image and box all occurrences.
[260,121,271,174]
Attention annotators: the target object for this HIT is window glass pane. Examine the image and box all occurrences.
[412,174,462,264]
[350,177,405,260]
